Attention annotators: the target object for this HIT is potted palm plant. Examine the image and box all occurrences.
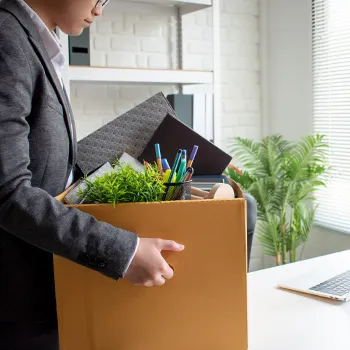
[227,134,329,265]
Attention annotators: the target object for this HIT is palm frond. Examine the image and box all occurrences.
[299,204,317,243]
[289,134,329,182]
[230,137,269,178]
[257,216,281,256]
[225,167,255,192]
[259,134,292,179]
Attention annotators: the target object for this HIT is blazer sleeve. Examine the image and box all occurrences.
[0,34,138,280]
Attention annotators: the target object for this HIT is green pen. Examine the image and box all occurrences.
[176,150,187,182]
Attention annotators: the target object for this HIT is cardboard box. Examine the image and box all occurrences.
[54,186,248,350]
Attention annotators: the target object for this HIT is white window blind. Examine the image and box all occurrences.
[312,0,350,234]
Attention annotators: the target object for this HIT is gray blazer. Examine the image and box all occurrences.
[0,0,137,322]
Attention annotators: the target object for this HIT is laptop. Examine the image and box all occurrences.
[277,261,350,301]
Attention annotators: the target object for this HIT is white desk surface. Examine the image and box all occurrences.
[248,250,350,350]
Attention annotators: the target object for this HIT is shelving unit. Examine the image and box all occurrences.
[58,0,221,146]
[125,0,212,14]
[69,66,213,85]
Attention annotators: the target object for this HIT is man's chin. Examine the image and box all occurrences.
[70,28,85,36]
[60,26,85,37]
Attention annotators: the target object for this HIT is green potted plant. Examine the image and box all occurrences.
[78,161,165,205]
[226,134,329,265]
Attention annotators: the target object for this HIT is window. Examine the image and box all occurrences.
[312,0,350,233]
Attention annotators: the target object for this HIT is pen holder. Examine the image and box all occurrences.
[162,181,192,201]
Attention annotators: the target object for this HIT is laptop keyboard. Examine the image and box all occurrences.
[310,270,350,296]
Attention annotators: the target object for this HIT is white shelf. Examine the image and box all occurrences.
[122,0,212,14]
[69,66,213,85]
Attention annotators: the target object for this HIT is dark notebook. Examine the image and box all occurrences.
[138,114,232,175]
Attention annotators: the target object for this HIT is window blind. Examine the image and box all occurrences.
[312,0,350,234]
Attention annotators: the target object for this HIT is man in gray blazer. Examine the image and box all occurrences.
[0,0,184,348]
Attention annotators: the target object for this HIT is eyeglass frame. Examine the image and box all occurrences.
[95,0,110,8]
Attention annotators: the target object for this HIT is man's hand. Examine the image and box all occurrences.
[124,238,184,287]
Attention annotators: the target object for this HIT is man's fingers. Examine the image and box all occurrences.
[144,280,154,287]
[159,240,184,252]
[124,238,183,288]
[153,275,166,287]
[161,264,174,280]
[137,274,168,287]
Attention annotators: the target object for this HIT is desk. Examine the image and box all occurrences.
[248,250,350,350]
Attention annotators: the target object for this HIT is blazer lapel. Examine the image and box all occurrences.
[63,85,78,167]
[28,37,75,155]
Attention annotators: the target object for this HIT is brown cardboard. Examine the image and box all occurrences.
[54,191,248,350]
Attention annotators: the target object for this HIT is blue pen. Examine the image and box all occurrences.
[155,143,163,174]
[162,158,170,171]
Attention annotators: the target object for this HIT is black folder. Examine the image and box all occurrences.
[138,114,232,175]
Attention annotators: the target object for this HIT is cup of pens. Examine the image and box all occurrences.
[154,144,198,202]
[163,181,191,201]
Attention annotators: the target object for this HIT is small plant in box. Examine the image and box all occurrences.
[78,161,165,205]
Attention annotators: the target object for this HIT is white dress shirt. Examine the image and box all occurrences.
[19,0,74,189]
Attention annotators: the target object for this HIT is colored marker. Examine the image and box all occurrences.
[187,145,198,168]
[176,150,187,182]
[186,168,194,181]
[182,149,187,170]
[162,158,170,171]
[163,149,182,200]
[162,158,176,183]
[155,144,163,174]
[182,167,194,182]
[168,149,182,184]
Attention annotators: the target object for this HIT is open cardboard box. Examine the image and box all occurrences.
[54,179,248,350]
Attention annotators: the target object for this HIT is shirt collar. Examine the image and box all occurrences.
[18,0,63,64]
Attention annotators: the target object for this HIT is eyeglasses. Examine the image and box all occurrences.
[95,0,110,7]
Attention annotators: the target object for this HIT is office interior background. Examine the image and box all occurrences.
[66,0,349,272]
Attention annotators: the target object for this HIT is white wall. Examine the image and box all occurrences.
[257,0,350,271]
[260,0,313,139]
